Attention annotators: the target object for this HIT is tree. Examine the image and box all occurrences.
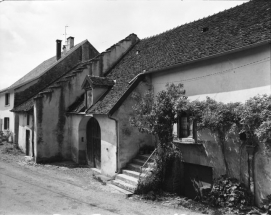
[130,83,185,191]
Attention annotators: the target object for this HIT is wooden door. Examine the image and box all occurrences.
[26,130,30,156]
[86,118,101,168]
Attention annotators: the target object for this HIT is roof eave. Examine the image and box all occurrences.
[7,40,89,91]
[108,74,145,116]
[146,39,271,75]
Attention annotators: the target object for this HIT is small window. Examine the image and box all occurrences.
[5,93,10,106]
[177,112,197,142]
[27,114,30,126]
[202,27,209,32]
[4,117,9,130]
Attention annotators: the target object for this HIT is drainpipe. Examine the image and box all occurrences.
[108,114,119,173]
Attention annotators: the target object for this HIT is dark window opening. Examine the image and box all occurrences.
[202,27,209,32]
[178,113,196,139]
[5,93,10,106]
[4,117,9,130]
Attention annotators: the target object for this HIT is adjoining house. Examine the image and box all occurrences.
[8,37,99,155]
[10,0,270,206]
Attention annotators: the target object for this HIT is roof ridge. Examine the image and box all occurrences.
[7,39,89,91]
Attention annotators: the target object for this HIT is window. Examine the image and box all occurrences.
[4,117,9,130]
[175,112,197,143]
[5,93,10,106]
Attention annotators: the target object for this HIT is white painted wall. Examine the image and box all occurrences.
[152,44,270,103]
[18,113,33,155]
[150,43,271,206]
[0,90,15,141]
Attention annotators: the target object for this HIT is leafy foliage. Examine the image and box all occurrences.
[206,175,253,208]
[239,95,271,149]
[130,83,185,193]
[130,83,185,144]
[261,194,271,214]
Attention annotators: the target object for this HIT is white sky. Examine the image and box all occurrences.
[0,0,247,90]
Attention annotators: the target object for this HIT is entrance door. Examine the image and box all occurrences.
[26,130,30,156]
[86,118,101,168]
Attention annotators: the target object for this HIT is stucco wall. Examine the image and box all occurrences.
[152,44,270,102]
[151,44,271,205]
[113,79,153,170]
[0,90,15,139]
[33,65,90,162]
[18,113,34,156]
[95,115,117,176]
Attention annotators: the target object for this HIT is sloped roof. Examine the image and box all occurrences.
[82,76,115,89]
[88,0,271,114]
[12,62,89,112]
[5,40,88,91]
[67,94,86,113]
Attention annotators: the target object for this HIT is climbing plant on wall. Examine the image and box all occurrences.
[130,83,186,192]
[176,97,243,176]
[130,82,271,192]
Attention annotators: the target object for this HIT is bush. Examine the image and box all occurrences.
[206,175,253,208]
[261,194,271,214]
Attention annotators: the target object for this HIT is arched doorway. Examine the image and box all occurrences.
[86,118,101,168]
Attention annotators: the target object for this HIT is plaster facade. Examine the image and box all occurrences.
[150,44,271,205]
[18,112,34,156]
[112,79,154,171]
[0,90,15,138]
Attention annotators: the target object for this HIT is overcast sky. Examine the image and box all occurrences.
[0,0,248,90]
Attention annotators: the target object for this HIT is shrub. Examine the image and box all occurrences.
[206,175,253,208]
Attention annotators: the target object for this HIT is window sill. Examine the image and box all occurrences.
[4,105,10,107]
[173,137,201,145]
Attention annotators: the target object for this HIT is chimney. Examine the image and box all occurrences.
[67,36,74,51]
[56,39,62,60]
[62,45,66,55]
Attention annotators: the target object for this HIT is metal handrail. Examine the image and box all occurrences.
[140,148,157,175]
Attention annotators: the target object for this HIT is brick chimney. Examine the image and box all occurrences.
[67,36,74,51]
[56,39,62,60]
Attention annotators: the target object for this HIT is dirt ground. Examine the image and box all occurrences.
[0,141,264,215]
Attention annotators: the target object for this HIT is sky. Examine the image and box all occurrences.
[0,0,248,90]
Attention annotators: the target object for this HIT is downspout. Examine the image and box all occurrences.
[108,114,119,173]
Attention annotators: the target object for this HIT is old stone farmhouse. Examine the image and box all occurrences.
[7,0,271,206]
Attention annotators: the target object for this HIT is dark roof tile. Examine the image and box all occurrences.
[88,0,271,114]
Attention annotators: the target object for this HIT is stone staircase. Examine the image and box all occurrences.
[111,154,154,193]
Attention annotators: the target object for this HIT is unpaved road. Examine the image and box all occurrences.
[0,158,202,215]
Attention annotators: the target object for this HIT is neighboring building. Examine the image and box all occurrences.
[11,0,271,206]
[12,34,152,177]
[4,37,99,150]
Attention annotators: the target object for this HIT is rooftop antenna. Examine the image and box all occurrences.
[63,25,69,46]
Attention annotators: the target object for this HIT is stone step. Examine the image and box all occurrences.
[122,169,140,178]
[111,179,137,193]
[115,174,138,186]
[137,154,154,161]
[127,163,141,172]
[132,158,146,166]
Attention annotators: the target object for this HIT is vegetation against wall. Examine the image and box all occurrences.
[130,83,185,193]
[130,83,271,199]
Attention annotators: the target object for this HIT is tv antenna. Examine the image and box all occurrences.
[63,26,69,46]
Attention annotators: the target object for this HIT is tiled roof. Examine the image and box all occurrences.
[67,94,85,113]
[12,62,89,112]
[84,76,115,87]
[11,98,34,112]
[88,0,271,114]
[6,40,88,91]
